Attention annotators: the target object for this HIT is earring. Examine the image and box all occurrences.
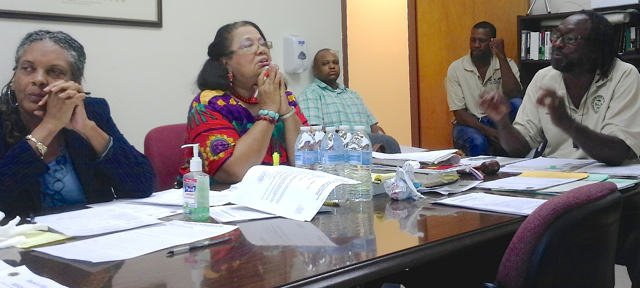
[1,81,17,107]
[228,72,233,87]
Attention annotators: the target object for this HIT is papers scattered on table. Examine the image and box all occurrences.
[230,165,358,221]
[459,156,528,167]
[476,171,589,191]
[209,205,277,223]
[434,193,547,216]
[500,157,597,173]
[0,265,67,288]
[372,149,459,166]
[33,220,237,263]
[238,218,336,246]
[35,206,162,237]
[575,163,640,177]
[14,230,70,249]
[88,201,183,219]
[417,180,482,195]
[125,188,234,207]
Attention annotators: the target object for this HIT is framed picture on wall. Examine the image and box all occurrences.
[0,0,162,28]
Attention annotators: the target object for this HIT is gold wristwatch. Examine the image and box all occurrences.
[26,134,47,158]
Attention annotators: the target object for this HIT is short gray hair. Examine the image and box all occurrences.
[14,30,86,82]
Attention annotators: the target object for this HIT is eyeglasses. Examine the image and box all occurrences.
[231,41,273,54]
[550,31,586,44]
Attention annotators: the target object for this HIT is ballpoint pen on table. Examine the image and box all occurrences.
[166,236,232,256]
[466,156,497,161]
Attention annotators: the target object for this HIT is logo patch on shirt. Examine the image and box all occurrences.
[591,95,605,114]
[487,77,501,86]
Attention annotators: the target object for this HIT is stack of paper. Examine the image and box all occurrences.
[476,171,589,192]
[435,193,547,216]
[372,149,459,167]
[575,163,640,177]
[500,157,597,173]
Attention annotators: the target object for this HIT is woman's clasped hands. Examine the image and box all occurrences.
[256,63,290,115]
[37,80,89,131]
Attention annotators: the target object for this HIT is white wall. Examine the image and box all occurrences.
[0,0,342,150]
[529,0,591,14]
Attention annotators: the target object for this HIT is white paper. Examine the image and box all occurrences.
[230,165,358,221]
[209,205,278,223]
[88,201,182,219]
[372,149,458,162]
[501,157,596,173]
[124,189,234,207]
[0,260,11,271]
[459,156,528,167]
[418,180,482,195]
[35,206,162,237]
[238,218,336,246]
[476,176,579,191]
[575,163,640,177]
[34,221,237,263]
[435,193,547,216]
[0,265,67,288]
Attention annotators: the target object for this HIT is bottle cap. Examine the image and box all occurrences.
[326,127,336,132]
[181,144,203,172]
[301,126,311,132]
[312,125,322,130]
[354,126,365,131]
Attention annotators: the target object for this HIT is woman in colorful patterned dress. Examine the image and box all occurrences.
[186,21,308,183]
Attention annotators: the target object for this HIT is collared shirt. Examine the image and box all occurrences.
[513,59,640,163]
[297,78,377,133]
[446,53,520,118]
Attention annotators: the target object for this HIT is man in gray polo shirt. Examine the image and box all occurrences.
[446,21,523,156]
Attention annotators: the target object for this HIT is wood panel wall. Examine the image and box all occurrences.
[413,0,528,150]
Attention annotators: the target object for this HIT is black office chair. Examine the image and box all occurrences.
[485,182,623,288]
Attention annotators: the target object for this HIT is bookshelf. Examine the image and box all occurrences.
[517,4,640,89]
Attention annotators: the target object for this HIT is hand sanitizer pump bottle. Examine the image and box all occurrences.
[181,144,210,221]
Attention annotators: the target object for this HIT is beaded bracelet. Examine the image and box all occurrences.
[258,109,279,121]
[256,114,278,125]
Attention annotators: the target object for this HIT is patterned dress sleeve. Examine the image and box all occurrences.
[186,91,240,177]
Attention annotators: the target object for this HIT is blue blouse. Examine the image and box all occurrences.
[41,148,86,208]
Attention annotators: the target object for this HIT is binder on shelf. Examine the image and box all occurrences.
[530,31,540,60]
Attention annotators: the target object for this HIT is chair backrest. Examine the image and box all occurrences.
[495,182,622,288]
[144,123,187,192]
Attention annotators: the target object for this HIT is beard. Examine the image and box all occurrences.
[551,48,596,73]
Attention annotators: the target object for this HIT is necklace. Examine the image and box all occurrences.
[229,88,258,104]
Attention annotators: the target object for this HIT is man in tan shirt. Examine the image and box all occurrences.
[446,21,522,156]
[480,12,640,165]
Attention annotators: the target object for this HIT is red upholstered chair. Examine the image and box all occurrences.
[144,123,187,192]
[485,182,622,288]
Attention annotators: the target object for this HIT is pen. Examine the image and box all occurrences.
[166,236,231,256]
[273,152,280,166]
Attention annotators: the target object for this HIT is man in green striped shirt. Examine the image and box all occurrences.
[297,49,400,153]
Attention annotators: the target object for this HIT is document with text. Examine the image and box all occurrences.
[209,205,278,223]
[230,165,359,221]
[0,265,67,288]
[435,193,547,216]
[35,206,162,237]
[34,221,237,263]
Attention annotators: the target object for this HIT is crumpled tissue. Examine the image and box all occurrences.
[383,161,425,201]
[0,212,48,249]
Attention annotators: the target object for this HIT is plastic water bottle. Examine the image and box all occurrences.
[312,125,325,170]
[338,125,352,148]
[320,127,345,201]
[345,126,373,201]
[294,126,318,170]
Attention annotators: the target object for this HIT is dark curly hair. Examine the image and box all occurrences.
[1,30,85,148]
[196,21,266,91]
[577,10,616,81]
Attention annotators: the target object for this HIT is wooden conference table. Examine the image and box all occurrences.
[7,174,640,288]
